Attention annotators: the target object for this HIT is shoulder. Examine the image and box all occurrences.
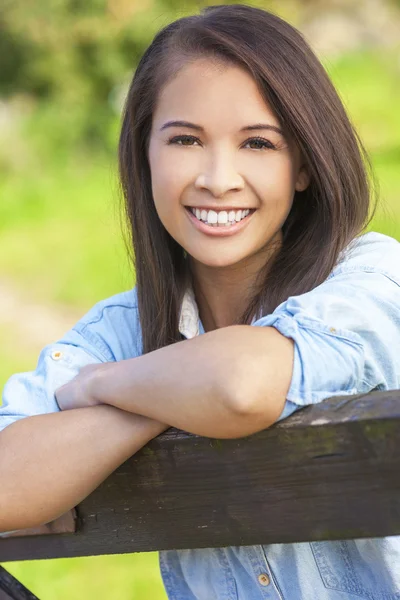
[266,231,400,325]
[331,231,400,283]
[60,287,142,362]
[279,231,400,326]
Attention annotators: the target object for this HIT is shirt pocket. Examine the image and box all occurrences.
[159,548,239,600]
[310,538,400,599]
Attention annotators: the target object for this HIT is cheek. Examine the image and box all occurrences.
[149,149,193,211]
[254,155,297,206]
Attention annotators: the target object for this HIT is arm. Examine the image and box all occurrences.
[0,406,168,533]
[86,325,294,439]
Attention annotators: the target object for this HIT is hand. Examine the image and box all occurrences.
[55,363,107,411]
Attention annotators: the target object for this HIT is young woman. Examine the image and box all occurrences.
[1,4,399,598]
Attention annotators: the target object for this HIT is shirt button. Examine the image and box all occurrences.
[258,573,270,586]
[51,350,63,361]
[329,327,337,333]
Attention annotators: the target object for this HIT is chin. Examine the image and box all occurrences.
[190,252,248,269]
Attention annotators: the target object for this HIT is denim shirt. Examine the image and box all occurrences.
[1,230,400,599]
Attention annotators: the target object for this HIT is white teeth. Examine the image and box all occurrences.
[217,211,228,224]
[208,210,218,224]
[189,207,252,226]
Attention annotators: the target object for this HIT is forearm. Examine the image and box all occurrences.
[90,325,289,438]
[0,406,168,532]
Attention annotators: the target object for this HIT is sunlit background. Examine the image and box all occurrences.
[1,0,400,597]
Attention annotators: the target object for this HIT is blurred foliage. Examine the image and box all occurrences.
[0,0,305,152]
[1,0,399,157]
[1,0,156,150]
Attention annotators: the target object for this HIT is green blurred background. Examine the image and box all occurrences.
[1,0,399,597]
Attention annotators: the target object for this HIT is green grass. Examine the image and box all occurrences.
[326,50,400,153]
[3,552,167,599]
[0,158,133,308]
[324,49,400,232]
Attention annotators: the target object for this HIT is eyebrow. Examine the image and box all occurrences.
[159,120,284,136]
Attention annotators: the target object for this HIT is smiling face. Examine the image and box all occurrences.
[148,57,309,273]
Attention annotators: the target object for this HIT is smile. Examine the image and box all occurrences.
[188,207,253,226]
[184,206,256,237]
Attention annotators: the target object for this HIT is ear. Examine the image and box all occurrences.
[295,166,310,192]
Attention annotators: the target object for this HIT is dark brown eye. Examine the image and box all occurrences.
[245,137,275,150]
[169,135,199,146]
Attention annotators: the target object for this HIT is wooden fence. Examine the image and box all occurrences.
[1,390,399,598]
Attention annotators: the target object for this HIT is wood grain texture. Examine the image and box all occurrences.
[1,390,399,562]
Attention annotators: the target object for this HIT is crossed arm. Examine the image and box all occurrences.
[56,325,294,439]
[0,325,293,533]
[0,325,293,531]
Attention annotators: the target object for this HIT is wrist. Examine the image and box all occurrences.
[88,362,118,406]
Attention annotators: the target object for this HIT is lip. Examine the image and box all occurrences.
[184,207,256,237]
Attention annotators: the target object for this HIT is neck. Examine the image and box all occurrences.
[189,234,282,332]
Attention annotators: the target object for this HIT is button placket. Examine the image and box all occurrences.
[259,545,284,600]
[245,545,282,598]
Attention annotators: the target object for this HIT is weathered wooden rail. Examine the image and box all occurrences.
[1,390,400,598]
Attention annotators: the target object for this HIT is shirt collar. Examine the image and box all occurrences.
[178,287,201,339]
[179,288,258,337]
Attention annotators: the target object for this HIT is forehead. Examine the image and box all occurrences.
[152,58,280,130]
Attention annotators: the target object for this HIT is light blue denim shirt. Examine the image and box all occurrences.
[1,230,400,599]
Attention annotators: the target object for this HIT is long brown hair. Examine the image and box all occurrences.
[118,4,377,355]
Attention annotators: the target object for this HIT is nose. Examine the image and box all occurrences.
[194,149,244,198]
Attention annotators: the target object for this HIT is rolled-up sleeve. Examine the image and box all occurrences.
[0,288,141,435]
[0,331,108,435]
[252,268,400,421]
